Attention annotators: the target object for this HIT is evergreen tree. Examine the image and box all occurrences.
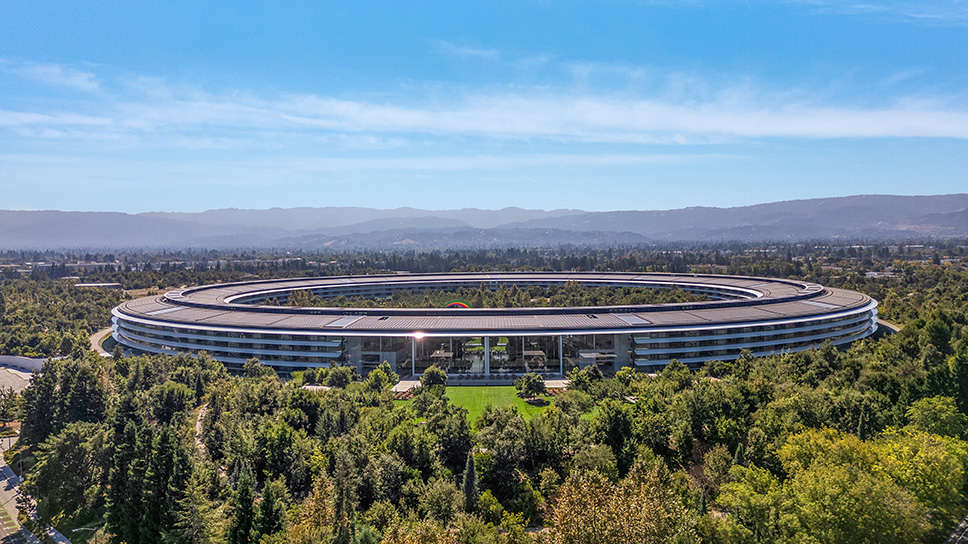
[334,448,358,543]
[142,426,190,542]
[857,409,868,441]
[228,463,256,544]
[255,476,288,540]
[733,443,747,467]
[20,362,59,444]
[164,471,217,544]
[462,452,479,513]
[106,421,139,544]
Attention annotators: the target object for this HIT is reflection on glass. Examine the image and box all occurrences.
[357,336,409,375]
[487,336,560,375]
[562,334,618,373]
[414,337,486,375]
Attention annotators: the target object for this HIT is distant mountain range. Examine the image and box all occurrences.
[2,194,967,250]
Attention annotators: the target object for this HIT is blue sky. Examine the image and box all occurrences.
[1,1,967,213]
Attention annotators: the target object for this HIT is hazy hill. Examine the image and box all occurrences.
[1,194,966,249]
[141,206,583,231]
[501,194,968,241]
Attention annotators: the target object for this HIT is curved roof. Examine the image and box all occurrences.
[114,272,874,337]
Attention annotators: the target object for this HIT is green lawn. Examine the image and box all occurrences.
[397,385,554,426]
[447,386,552,424]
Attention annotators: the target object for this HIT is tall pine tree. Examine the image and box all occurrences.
[333,448,358,544]
[228,463,256,544]
[254,476,288,540]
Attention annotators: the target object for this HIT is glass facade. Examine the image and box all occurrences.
[413,336,484,375]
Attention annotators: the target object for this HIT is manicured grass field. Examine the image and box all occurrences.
[446,386,552,425]
[397,385,553,426]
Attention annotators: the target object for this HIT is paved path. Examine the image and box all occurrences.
[946,514,968,544]
[877,318,901,335]
[0,437,72,544]
[89,328,113,357]
[0,437,38,544]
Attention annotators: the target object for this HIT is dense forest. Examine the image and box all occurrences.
[0,279,122,357]
[2,245,967,543]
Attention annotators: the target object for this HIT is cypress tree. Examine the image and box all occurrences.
[857,409,868,441]
[228,463,256,544]
[733,443,747,467]
[462,451,478,513]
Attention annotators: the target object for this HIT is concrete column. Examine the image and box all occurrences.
[484,336,490,375]
[559,335,564,375]
[613,334,631,372]
[411,337,417,377]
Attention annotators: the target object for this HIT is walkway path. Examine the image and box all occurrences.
[946,514,968,544]
[0,436,38,544]
[0,437,72,544]
[877,318,901,335]
[89,328,112,357]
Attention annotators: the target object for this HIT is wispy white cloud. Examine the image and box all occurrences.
[1,60,101,92]
[3,63,968,149]
[789,0,968,26]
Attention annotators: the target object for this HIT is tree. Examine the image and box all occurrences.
[228,463,256,544]
[905,396,968,438]
[420,365,447,388]
[333,448,359,543]
[25,421,110,522]
[514,372,546,399]
[0,386,22,428]
[151,381,194,424]
[549,462,698,544]
[289,473,335,542]
[419,477,461,523]
[255,476,288,540]
[571,444,618,482]
[424,402,471,474]
[164,471,219,544]
[462,452,478,513]
[717,465,784,543]
[733,443,747,467]
[328,365,357,388]
[20,363,59,444]
[591,400,634,476]
[783,462,928,544]
[141,425,191,542]
[702,444,732,493]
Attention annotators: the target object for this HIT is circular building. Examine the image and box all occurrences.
[112,272,878,376]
